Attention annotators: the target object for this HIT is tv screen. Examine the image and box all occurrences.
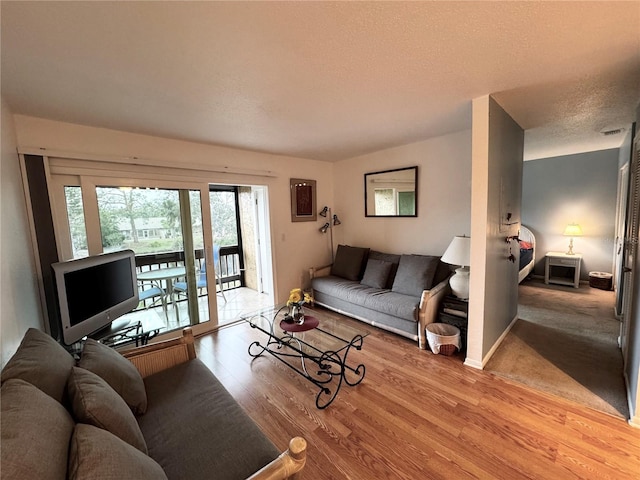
[52,250,139,345]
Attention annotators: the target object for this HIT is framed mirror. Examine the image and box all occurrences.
[364,166,418,217]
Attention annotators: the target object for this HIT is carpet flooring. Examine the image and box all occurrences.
[485,279,628,418]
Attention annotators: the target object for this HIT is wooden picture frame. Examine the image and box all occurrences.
[290,178,317,222]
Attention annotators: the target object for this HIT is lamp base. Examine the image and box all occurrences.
[449,266,469,300]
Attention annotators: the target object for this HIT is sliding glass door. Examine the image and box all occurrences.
[50,174,218,340]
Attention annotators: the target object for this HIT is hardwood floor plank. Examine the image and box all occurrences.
[194,309,640,479]
[555,443,638,480]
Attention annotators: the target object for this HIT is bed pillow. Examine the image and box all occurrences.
[1,379,75,480]
[330,245,370,281]
[519,240,533,250]
[391,254,439,297]
[78,338,147,415]
[360,259,393,289]
[67,367,148,454]
[69,424,167,480]
[1,328,75,404]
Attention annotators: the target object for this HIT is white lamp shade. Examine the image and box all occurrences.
[563,224,583,237]
[441,236,471,267]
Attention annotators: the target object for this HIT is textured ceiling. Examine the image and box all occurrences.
[2,1,639,162]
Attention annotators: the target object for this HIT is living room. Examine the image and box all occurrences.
[2,2,640,478]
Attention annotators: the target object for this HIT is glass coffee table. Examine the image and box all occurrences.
[241,304,368,409]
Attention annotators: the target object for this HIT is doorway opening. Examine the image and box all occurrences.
[209,184,273,325]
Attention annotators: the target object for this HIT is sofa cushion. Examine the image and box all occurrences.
[1,379,75,480]
[69,424,167,480]
[78,338,147,415]
[331,244,370,280]
[312,276,418,321]
[67,367,147,454]
[362,290,420,322]
[434,259,451,285]
[313,275,379,304]
[391,254,439,296]
[368,251,401,288]
[360,258,393,289]
[139,359,280,480]
[1,328,75,404]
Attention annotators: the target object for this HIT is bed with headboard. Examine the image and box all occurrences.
[518,225,535,283]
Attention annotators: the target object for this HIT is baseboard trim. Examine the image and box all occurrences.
[463,358,483,369]
[624,371,639,428]
[480,313,519,369]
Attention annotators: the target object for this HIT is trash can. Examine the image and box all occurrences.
[589,272,612,290]
[426,323,461,356]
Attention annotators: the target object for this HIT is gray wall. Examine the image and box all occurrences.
[522,149,619,280]
[482,97,524,357]
[1,98,43,367]
[467,95,523,367]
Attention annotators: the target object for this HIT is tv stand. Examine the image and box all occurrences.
[94,320,160,348]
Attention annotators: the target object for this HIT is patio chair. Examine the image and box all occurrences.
[173,246,226,303]
[138,281,168,321]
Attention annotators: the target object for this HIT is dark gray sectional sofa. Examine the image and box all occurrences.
[310,245,451,349]
[1,328,306,480]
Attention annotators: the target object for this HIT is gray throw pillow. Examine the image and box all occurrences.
[69,424,167,480]
[78,338,147,415]
[1,379,75,480]
[391,254,439,297]
[360,258,393,289]
[1,328,75,404]
[368,251,401,288]
[67,367,148,454]
[330,245,370,280]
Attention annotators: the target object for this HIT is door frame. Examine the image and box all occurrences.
[48,170,219,340]
[615,162,630,317]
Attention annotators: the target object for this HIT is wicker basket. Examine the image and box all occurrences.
[589,272,612,290]
[426,323,460,356]
[437,344,458,356]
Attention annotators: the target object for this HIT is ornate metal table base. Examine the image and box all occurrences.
[247,313,366,409]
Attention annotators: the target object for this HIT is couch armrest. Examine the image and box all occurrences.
[246,437,307,480]
[416,279,451,350]
[121,327,196,378]
[309,264,332,280]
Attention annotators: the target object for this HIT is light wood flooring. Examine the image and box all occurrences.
[195,307,640,480]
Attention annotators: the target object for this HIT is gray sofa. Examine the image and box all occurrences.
[1,328,306,480]
[310,245,451,349]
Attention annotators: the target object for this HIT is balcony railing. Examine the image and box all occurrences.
[134,246,243,308]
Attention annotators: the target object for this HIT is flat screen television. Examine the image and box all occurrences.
[52,250,139,345]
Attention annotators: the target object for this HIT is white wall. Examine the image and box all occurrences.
[333,129,472,257]
[12,115,334,302]
[467,96,524,368]
[1,101,43,366]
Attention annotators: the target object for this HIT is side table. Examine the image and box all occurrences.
[545,252,582,288]
[439,295,468,352]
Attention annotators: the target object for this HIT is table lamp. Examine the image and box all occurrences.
[563,223,582,255]
[441,235,471,300]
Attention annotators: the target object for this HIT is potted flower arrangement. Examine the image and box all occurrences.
[284,288,313,324]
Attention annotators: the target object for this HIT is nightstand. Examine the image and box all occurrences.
[545,252,582,288]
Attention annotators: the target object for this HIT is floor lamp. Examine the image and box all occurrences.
[319,206,341,261]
